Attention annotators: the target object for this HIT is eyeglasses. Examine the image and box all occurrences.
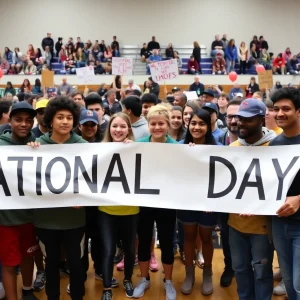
[226,115,238,120]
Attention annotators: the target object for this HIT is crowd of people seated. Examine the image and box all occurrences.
[1,33,300,76]
[0,73,299,300]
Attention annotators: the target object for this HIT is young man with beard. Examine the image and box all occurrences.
[32,99,49,138]
[270,87,300,300]
[217,99,242,288]
[0,102,39,300]
[228,99,276,300]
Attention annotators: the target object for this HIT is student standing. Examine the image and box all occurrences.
[28,97,87,300]
[270,87,300,300]
[178,109,218,296]
[99,113,139,300]
[133,104,177,300]
[228,99,276,300]
[0,102,39,300]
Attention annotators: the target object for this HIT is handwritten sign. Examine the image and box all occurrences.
[258,70,273,89]
[183,91,199,101]
[42,70,54,87]
[76,66,95,84]
[112,58,133,76]
[149,59,179,83]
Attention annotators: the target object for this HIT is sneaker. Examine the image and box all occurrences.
[133,277,150,298]
[202,267,213,295]
[196,251,204,269]
[95,273,119,288]
[180,251,186,265]
[273,269,282,281]
[220,267,234,287]
[33,271,45,291]
[164,280,176,300]
[273,279,287,296]
[295,71,299,74]
[22,289,38,300]
[149,253,159,272]
[0,283,5,300]
[101,290,112,300]
[123,280,134,298]
[134,255,138,266]
[66,284,70,294]
[286,72,290,75]
[117,258,125,271]
[114,247,124,264]
[212,72,215,75]
[181,266,195,295]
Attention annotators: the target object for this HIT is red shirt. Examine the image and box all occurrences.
[187,60,199,71]
[273,57,285,67]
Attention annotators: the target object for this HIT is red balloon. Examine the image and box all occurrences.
[256,64,265,73]
[228,71,237,82]
[0,68,3,79]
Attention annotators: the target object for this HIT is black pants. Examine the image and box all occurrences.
[219,213,232,269]
[36,227,85,300]
[240,60,247,74]
[138,207,176,265]
[97,210,138,288]
[83,207,102,275]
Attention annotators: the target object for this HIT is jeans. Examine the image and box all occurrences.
[211,49,224,57]
[36,227,85,300]
[219,213,232,269]
[229,226,273,300]
[146,64,151,75]
[138,207,176,264]
[97,210,138,288]
[76,61,86,68]
[240,60,247,74]
[226,59,235,74]
[114,50,120,57]
[272,217,300,300]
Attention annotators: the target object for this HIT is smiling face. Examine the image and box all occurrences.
[273,99,300,130]
[226,105,240,134]
[51,109,74,136]
[183,106,194,127]
[170,110,183,130]
[110,116,129,142]
[148,115,169,140]
[189,115,208,143]
[10,112,34,139]
[236,115,263,139]
[217,96,228,109]
[79,121,97,140]
[142,102,155,117]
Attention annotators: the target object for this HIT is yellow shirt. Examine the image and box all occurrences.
[98,206,139,216]
[274,127,283,136]
[228,140,269,235]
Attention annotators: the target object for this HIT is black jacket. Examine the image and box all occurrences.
[147,41,160,51]
[42,37,54,50]
[189,82,205,96]
[150,83,160,97]
[166,48,174,58]
[55,41,62,53]
[193,47,201,62]
[140,48,151,58]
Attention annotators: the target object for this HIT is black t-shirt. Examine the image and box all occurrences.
[211,40,224,50]
[269,134,300,223]
[218,112,227,127]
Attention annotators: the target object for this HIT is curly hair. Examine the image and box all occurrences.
[44,96,81,129]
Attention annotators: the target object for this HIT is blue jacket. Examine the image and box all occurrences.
[225,45,238,61]
[4,52,13,64]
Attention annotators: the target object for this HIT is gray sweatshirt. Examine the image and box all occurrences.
[132,117,149,140]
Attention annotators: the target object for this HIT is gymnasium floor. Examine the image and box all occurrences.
[17,248,285,300]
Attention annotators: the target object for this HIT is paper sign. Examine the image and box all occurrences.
[149,59,179,83]
[112,58,133,76]
[183,91,199,101]
[76,66,95,84]
[42,70,54,87]
[258,70,273,89]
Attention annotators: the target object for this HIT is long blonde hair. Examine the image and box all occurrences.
[194,41,200,48]
[103,112,135,142]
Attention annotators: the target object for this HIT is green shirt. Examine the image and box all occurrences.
[33,132,88,230]
[136,135,177,144]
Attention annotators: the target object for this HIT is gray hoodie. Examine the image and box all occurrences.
[132,117,149,140]
[238,127,277,146]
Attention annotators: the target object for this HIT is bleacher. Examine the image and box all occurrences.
[48,44,241,75]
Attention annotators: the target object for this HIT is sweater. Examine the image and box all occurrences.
[33,132,87,230]
[187,60,199,71]
[225,45,238,61]
[132,117,149,140]
[0,132,36,226]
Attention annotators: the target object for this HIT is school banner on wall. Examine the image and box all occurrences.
[0,143,299,215]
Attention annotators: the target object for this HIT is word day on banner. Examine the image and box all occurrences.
[150,59,179,83]
[0,143,299,215]
[112,58,133,76]
[76,66,95,84]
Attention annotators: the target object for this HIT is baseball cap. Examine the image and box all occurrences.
[35,99,49,110]
[79,109,99,125]
[235,92,244,98]
[10,102,36,118]
[172,87,180,93]
[236,99,266,118]
[202,89,215,98]
[202,102,219,114]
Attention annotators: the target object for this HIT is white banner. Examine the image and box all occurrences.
[149,59,179,83]
[112,58,133,76]
[76,66,95,84]
[0,143,299,215]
